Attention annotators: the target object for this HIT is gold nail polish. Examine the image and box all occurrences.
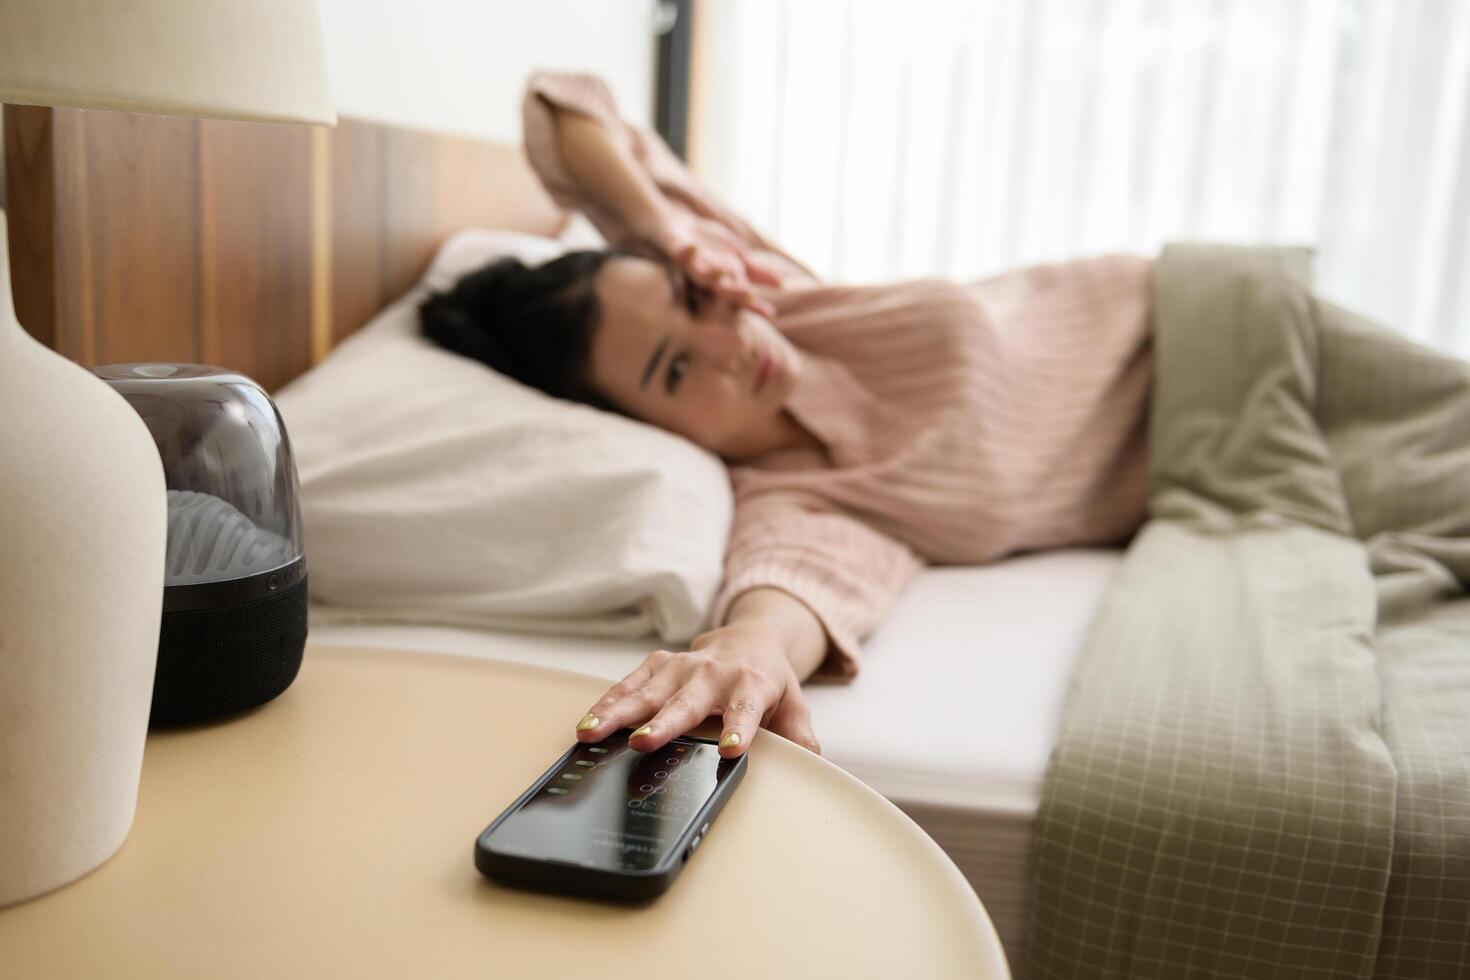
[720,732,741,749]
[576,713,599,731]
[632,724,653,738]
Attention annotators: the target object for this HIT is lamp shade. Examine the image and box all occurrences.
[0,0,334,124]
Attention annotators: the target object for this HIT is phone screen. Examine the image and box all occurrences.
[483,731,737,871]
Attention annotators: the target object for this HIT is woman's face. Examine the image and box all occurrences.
[588,256,802,456]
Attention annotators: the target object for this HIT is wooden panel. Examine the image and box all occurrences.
[329,120,565,341]
[439,138,566,245]
[328,119,388,346]
[4,106,59,350]
[380,124,441,305]
[4,105,566,391]
[6,106,203,367]
[198,117,314,392]
[69,109,202,367]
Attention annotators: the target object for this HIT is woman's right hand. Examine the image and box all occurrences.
[572,619,822,759]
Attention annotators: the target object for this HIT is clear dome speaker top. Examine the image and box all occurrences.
[93,364,304,589]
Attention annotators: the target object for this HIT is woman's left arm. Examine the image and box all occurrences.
[552,107,778,314]
[522,72,817,291]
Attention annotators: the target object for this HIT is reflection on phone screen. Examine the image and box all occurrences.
[484,731,735,871]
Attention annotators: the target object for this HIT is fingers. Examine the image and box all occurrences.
[674,241,703,272]
[710,663,783,759]
[691,256,776,318]
[704,222,785,291]
[703,224,784,290]
[672,238,777,319]
[701,269,772,317]
[728,285,777,319]
[764,686,822,756]
[575,650,726,754]
[576,650,679,743]
[742,253,785,289]
[714,687,769,759]
[677,240,744,294]
[634,676,722,753]
[576,648,814,762]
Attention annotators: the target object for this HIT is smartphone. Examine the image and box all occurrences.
[475,728,747,901]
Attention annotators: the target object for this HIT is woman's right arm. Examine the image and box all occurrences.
[572,585,826,760]
[572,498,923,759]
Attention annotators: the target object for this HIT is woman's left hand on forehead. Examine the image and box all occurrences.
[653,215,782,318]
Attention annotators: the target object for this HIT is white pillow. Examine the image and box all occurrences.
[273,228,733,642]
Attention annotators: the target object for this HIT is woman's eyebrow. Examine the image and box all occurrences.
[640,335,670,390]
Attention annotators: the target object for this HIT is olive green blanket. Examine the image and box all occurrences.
[1026,244,1470,979]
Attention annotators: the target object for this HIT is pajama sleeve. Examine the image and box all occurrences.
[710,492,923,683]
[521,71,818,286]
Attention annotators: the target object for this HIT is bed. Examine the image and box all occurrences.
[5,102,1113,964]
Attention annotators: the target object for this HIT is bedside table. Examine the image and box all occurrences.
[0,644,1010,978]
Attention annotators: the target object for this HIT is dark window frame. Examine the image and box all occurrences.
[654,0,693,160]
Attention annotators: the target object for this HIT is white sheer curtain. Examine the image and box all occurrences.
[691,0,1470,357]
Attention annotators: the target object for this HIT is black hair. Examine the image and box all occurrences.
[418,249,621,410]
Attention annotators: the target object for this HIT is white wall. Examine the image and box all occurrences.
[317,0,658,141]
[0,3,657,209]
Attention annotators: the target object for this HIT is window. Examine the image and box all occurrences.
[692,0,1470,356]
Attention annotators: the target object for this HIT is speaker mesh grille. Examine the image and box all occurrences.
[153,576,308,727]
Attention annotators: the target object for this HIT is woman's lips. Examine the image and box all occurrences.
[754,353,774,393]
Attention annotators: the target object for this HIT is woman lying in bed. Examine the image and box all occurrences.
[420,72,1154,761]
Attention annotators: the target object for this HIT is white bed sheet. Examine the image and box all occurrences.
[307,548,1122,961]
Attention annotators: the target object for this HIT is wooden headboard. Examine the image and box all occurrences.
[3,105,566,392]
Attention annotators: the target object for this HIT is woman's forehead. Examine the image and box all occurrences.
[597,255,669,310]
[591,257,672,384]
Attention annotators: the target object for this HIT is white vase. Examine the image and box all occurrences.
[0,210,167,906]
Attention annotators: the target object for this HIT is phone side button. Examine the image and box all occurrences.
[689,834,702,851]
[701,822,710,836]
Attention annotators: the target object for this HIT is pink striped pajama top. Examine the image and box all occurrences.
[524,73,1155,682]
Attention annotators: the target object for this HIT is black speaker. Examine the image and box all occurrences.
[94,364,309,727]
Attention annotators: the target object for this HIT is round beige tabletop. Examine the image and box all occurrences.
[0,644,1009,979]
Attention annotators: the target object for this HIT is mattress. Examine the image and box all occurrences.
[308,547,1123,962]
